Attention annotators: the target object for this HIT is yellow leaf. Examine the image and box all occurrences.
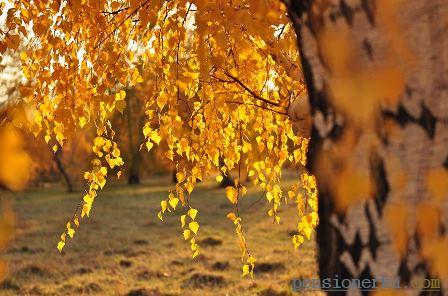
[94,137,104,147]
[225,186,238,204]
[242,264,250,277]
[67,228,75,238]
[20,52,27,61]
[192,167,202,180]
[81,203,92,218]
[143,125,152,137]
[169,197,179,209]
[115,90,126,100]
[98,177,106,189]
[189,221,199,234]
[216,175,223,182]
[188,208,198,220]
[79,116,87,128]
[146,141,154,151]
[226,212,237,221]
[115,100,126,113]
[150,131,162,145]
[183,229,191,240]
[161,200,168,213]
[57,241,65,252]
[181,215,186,228]
[22,66,31,79]
[185,182,194,194]
[176,172,185,183]
[292,234,304,248]
[100,166,107,176]
[112,147,121,157]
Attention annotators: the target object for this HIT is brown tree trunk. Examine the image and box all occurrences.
[53,146,74,193]
[125,89,142,185]
[285,0,448,294]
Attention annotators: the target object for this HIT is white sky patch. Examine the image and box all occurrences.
[263,69,279,93]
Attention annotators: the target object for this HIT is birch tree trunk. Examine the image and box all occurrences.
[285,0,448,294]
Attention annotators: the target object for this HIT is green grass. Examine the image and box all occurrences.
[0,174,321,295]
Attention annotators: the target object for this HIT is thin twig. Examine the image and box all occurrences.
[223,71,281,107]
[93,0,151,50]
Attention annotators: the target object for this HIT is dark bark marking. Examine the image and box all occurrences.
[418,104,436,139]
[358,265,374,296]
[316,190,339,280]
[361,0,376,26]
[398,256,412,285]
[383,104,416,127]
[329,11,338,23]
[306,126,321,173]
[443,156,448,169]
[328,120,345,141]
[299,52,319,111]
[414,262,444,295]
[383,104,437,139]
[363,39,374,60]
[405,84,413,97]
[365,204,381,259]
[370,153,390,216]
[340,0,354,26]
[441,223,446,236]
[350,231,363,264]
[414,229,423,250]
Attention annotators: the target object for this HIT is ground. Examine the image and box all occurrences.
[0,173,321,295]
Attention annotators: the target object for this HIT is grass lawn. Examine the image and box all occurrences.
[0,173,321,295]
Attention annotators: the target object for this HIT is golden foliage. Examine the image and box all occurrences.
[0,0,316,274]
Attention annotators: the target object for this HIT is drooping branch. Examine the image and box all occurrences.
[93,0,152,50]
[223,71,281,107]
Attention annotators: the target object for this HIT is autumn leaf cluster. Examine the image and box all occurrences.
[1,0,316,275]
